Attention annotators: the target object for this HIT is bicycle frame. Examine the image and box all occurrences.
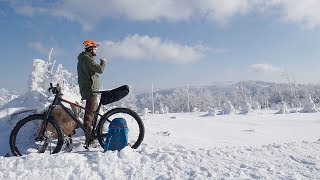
[45,92,105,139]
[10,83,144,156]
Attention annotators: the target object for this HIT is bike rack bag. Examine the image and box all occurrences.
[100,85,129,105]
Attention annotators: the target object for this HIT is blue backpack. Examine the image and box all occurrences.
[103,118,128,152]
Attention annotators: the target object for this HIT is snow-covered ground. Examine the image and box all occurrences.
[1,109,320,179]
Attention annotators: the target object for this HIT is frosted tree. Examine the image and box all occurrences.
[213,91,226,110]
[164,106,169,113]
[204,107,216,116]
[4,53,81,112]
[159,102,169,114]
[222,99,236,115]
[236,89,253,114]
[118,92,138,111]
[47,48,56,73]
[138,96,152,112]
[240,101,253,114]
[275,98,289,114]
[28,59,53,92]
[164,88,188,112]
[52,64,79,96]
[135,81,320,113]
[282,72,301,109]
[191,89,214,112]
[252,101,261,110]
[142,108,151,116]
[155,93,164,113]
[28,48,79,98]
[300,96,319,113]
[192,107,200,112]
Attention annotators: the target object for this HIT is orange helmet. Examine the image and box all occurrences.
[83,40,99,49]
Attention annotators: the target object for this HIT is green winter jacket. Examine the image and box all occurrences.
[77,52,106,100]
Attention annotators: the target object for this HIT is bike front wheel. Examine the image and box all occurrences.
[10,114,64,156]
[97,108,145,149]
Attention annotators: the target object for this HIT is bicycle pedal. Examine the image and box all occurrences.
[91,142,99,148]
[83,145,90,150]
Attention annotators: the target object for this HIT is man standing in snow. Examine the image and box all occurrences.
[77,40,106,146]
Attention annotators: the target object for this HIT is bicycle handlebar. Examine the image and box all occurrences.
[48,83,61,94]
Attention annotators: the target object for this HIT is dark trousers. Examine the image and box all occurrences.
[84,96,97,141]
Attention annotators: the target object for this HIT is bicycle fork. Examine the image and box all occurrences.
[35,122,53,153]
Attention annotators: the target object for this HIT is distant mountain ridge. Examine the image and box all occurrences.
[0,88,19,107]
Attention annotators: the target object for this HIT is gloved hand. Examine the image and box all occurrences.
[100,58,107,63]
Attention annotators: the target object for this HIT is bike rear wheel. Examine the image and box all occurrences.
[10,114,64,156]
[97,108,145,149]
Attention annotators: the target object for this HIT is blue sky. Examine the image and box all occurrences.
[1,0,320,93]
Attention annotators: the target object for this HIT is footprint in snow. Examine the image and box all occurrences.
[156,131,171,136]
[243,129,255,132]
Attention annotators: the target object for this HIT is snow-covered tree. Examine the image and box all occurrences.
[159,103,169,114]
[28,58,79,97]
[222,100,236,115]
[252,101,261,110]
[240,102,253,114]
[300,96,319,113]
[275,99,289,114]
[141,108,151,116]
[28,59,53,92]
[164,106,169,113]
[53,64,79,96]
[192,107,200,112]
[135,81,320,113]
[236,89,253,114]
[204,107,216,116]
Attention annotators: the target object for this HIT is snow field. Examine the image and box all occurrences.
[1,108,320,179]
[1,140,320,179]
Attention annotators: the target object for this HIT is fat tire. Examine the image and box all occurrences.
[9,114,64,156]
[97,108,145,149]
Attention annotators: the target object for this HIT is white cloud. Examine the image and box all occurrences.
[9,0,320,29]
[28,41,63,57]
[28,41,48,55]
[250,63,283,74]
[16,0,255,27]
[99,34,207,64]
[265,0,320,29]
[195,0,256,24]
